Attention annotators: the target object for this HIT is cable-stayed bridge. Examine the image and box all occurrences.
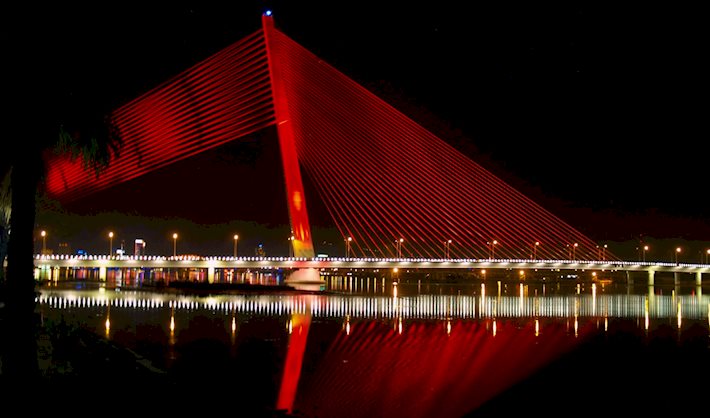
[44,12,625,264]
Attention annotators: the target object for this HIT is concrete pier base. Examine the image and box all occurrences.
[284,268,325,291]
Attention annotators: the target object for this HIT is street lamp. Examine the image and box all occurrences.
[233,234,239,258]
[488,240,497,259]
[172,233,178,257]
[602,244,607,261]
[572,243,578,260]
[533,241,540,260]
[289,235,295,257]
[444,239,452,259]
[705,249,710,264]
[40,230,46,254]
[643,245,649,262]
[108,231,114,256]
[345,236,352,258]
[399,238,404,258]
[675,247,681,264]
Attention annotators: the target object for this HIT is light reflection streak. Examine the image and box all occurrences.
[535,319,539,337]
[36,290,710,322]
[645,298,650,331]
[104,309,111,339]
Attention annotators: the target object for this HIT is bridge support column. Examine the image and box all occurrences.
[99,266,107,281]
[647,270,655,286]
[696,272,703,286]
[208,266,215,284]
[674,272,680,286]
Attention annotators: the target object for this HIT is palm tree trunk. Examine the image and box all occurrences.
[2,160,41,380]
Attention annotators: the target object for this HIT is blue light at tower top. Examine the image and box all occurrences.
[264,10,272,16]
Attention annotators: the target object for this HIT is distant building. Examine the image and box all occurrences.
[255,243,266,257]
[134,239,146,256]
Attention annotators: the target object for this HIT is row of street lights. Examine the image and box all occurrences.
[342,237,710,263]
[33,229,710,262]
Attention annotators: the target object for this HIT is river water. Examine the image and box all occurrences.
[36,276,709,416]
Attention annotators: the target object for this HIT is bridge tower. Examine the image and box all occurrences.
[263,13,315,258]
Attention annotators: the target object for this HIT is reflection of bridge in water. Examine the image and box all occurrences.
[37,288,709,321]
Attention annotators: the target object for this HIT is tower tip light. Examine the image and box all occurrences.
[265,10,272,16]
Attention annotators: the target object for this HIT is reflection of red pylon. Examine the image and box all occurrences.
[276,310,312,413]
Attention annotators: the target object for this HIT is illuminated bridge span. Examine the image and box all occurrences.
[34,254,710,279]
[44,12,619,262]
[37,290,710,322]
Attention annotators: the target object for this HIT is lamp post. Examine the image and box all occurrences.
[572,243,578,260]
[444,239,452,259]
[533,241,540,260]
[706,249,710,264]
[398,238,404,258]
[675,247,681,264]
[488,240,497,259]
[602,244,607,261]
[172,233,178,257]
[108,232,114,256]
[233,234,239,258]
[346,236,352,258]
[289,235,295,258]
[643,245,649,262]
[40,230,46,254]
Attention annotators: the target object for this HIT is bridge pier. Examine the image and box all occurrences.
[697,272,703,286]
[284,268,325,291]
[647,270,655,286]
[208,266,215,284]
[674,272,680,286]
[99,266,107,281]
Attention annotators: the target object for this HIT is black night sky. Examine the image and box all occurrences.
[3,2,708,257]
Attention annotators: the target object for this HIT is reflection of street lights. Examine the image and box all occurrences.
[444,240,452,259]
[345,236,352,258]
[108,232,114,256]
[675,247,681,264]
[172,233,178,257]
[532,241,540,260]
[643,245,649,262]
[40,230,46,254]
[233,234,239,258]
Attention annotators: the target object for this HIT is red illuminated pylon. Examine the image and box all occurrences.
[263,14,314,257]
